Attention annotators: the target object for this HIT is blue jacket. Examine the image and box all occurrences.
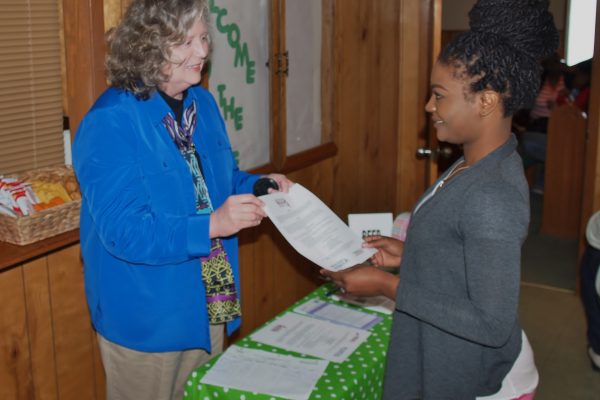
[73,86,259,352]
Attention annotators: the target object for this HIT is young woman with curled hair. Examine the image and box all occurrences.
[322,1,558,398]
[73,1,292,399]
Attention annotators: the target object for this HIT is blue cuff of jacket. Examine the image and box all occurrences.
[187,214,211,256]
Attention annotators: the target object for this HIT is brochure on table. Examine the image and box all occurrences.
[200,346,328,400]
[347,212,393,238]
[196,288,389,400]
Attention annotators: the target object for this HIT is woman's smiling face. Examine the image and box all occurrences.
[425,61,483,146]
[160,16,210,99]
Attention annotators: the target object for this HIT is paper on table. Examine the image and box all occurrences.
[251,312,370,363]
[330,293,396,315]
[200,346,328,400]
[294,298,383,330]
[260,184,376,271]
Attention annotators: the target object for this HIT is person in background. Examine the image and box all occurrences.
[72,1,292,399]
[580,211,600,372]
[520,53,567,194]
[322,0,558,398]
[558,59,592,113]
[527,53,566,134]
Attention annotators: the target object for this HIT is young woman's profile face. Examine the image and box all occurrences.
[425,62,482,145]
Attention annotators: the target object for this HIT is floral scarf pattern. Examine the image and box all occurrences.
[162,101,241,324]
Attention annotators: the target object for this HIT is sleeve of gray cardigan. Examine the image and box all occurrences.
[396,180,529,348]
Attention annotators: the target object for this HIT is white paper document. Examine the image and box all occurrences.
[330,293,396,315]
[294,298,383,330]
[200,346,328,400]
[260,184,376,271]
[251,312,370,363]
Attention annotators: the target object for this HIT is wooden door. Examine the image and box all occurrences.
[425,0,444,185]
[396,0,442,214]
[420,0,469,185]
[580,2,600,258]
[542,104,587,238]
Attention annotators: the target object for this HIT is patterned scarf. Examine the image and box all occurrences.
[162,101,241,324]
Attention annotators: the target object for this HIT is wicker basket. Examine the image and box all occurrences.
[0,165,81,246]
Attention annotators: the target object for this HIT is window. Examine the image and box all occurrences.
[0,0,64,174]
[208,0,336,173]
[208,0,272,170]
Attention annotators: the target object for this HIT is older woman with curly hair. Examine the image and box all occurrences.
[323,0,558,399]
[72,1,292,399]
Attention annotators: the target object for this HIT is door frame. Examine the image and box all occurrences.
[580,2,600,264]
[394,0,439,214]
[62,0,107,135]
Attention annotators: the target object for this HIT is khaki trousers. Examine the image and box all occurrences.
[97,324,224,400]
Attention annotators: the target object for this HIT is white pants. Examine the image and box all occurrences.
[477,331,538,400]
[97,324,224,400]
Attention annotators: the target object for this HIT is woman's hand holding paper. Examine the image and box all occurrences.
[362,236,404,268]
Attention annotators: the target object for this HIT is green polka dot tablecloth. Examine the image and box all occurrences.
[183,285,392,400]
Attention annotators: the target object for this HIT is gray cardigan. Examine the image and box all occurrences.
[383,136,530,399]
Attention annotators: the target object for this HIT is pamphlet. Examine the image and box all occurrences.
[260,184,376,271]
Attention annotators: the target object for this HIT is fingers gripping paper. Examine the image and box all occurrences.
[260,184,376,271]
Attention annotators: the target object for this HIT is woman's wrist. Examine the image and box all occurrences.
[208,213,219,239]
[380,272,400,300]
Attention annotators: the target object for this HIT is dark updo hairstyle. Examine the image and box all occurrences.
[439,0,559,117]
[105,0,211,100]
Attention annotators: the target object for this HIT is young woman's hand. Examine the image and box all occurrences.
[320,265,399,300]
[210,194,266,238]
[363,236,404,268]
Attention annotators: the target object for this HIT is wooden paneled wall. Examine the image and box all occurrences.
[0,1,431,399]
[1,246,105,400]
[542,105,587,238]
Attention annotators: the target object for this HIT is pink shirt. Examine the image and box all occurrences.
[530,76,565,119]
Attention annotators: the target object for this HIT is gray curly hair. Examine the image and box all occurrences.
[106,0,211,99]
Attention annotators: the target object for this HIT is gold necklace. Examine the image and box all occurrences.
[439,161,469,188]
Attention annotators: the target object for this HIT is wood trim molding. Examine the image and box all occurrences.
[270,0,284,169]
[278,142,338,174]
[0,230,80,272]
[395,0,429,214]
[62,0,107,136]
[249,143,338,176]
[580,2,600,260]
[249,162,278,175]
[321,0,335,146]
